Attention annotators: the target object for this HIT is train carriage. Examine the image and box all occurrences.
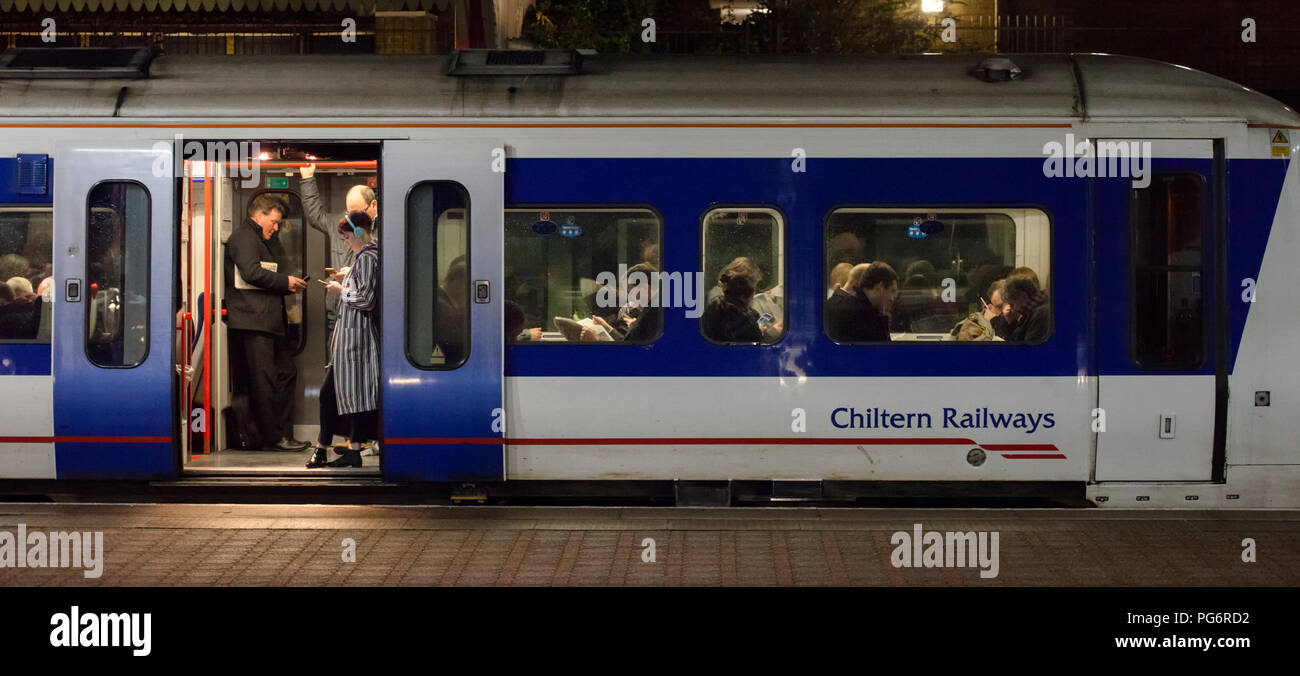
[0,48,1296,507]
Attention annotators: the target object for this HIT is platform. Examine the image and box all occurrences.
[0,504,1295,586]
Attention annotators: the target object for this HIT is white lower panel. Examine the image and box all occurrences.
[506,376,1092,481]
[1095,375,1215,481]
[0,376,56,479]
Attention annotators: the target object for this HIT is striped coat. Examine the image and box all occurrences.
[330,244,380,415]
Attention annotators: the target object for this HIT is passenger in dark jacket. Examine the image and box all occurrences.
[224,195,309,452]
[825,262,897,342]
[1003,273,1050,343]
[586,262,662,344]
[702,270,762,343]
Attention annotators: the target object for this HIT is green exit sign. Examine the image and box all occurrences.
[264,177,289,189]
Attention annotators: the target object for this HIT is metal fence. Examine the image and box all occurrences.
[0,23,437,55]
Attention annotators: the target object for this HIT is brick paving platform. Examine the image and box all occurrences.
[0,504,1296,586]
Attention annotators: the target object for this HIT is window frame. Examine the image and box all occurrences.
[405,180,472,371]
[504,203,666,347]
[697,203,788,347]
[0,205,53,345]
[83,179,151,369]
[245,189,309,356]
[1128,171,1209,371]
[820,203,1056,346]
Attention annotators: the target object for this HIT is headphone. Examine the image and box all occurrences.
[343,213,364,239]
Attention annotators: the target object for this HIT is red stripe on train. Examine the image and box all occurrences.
[0,436,171,444]
[387,437,981,446]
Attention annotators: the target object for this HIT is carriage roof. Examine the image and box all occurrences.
[0,51,1295,126]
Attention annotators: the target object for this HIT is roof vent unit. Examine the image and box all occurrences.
[969,57,1022,83]
[0,47,153,79]
[447,49,584,76]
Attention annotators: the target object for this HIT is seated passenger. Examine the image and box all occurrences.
[903,260,936,286]
[1003,271,1050,343]
[707,257,782,340]
[825,263,868,341]
[980,279,1013,339]
[857,262,898,341]
[0,282,39,339]
[1011,266,1040,289]
[826,262,898,342]
[0,253,28,282]
[433,255,468,363]
[7,276,33,297]
[504,300,526,343]
[827,262,853,299]
[583,262,661,343]
[701,268,763,343]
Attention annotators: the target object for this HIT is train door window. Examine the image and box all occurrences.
[407,181,470,369]
[1131,173,1205,369]
[0,208,53,342]
[700,207,785,344]
[247,191,308,354]
[86,181,150,367]
[503,207,662,344]
[823,208,1051,343]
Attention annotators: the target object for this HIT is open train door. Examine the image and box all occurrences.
[1094,139,1223,482]
[52,141,176,479]
[381,141,504,481]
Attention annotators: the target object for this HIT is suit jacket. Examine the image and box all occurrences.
[224,219,292,335]
[825,288,891,342]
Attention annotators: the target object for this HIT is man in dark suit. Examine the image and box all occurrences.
[225,194,310,451]
[825,262,898,342]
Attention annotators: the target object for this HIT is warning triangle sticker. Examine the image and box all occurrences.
[430,345,445,365]
[1272,130,1289,144]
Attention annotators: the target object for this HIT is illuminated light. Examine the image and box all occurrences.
[306,154,318,160]
[389,377,422,386]
[922,0,943,12]
[257,152,270,161]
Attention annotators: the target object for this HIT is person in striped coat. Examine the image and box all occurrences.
[307,211,379,469]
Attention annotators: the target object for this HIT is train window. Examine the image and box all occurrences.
[1132,173,1206,369]
[247,191,307,355]
[823,208,1052,343]
[0,208,52,343]
[406,182,470,369]
[504,207,662,344]
[85,182,150,367]
[700,207,785,345]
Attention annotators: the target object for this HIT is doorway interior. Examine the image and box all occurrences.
[176,141,382,475]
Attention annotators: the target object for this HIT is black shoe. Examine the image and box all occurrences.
[267,437,310,452]
[305,448,328,469]
[325,448,363,468]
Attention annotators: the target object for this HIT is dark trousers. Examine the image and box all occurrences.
[231,329,297,444]
[317,367,378,446]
